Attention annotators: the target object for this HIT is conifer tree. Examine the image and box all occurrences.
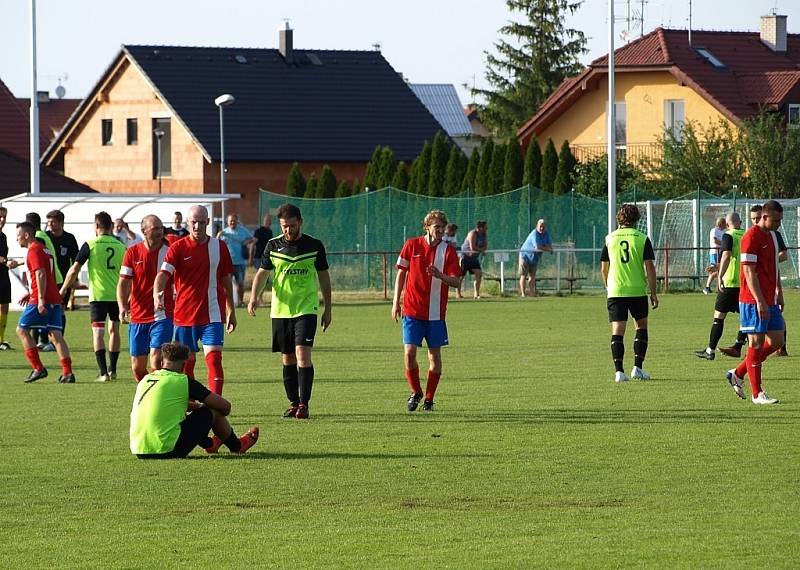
[523,138,542,188]
[336,180,352,198]
[377,146,397,189]
[503,137,524,193]
[407,159,418,193]
[415,141,432,196]
[363,146,383,190]
[489,142,506,194]
[443,145,463,196]
[554,140,576,194]
[391,161,410,190]
[428,131,449,196]
[318,165,337,198]
[462,147,481,192]
[304,173,318,199]
[540,139,559,194]
[286,162,306,197]
[475,139,494,196]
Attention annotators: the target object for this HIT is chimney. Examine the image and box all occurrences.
[760,14,788,52]
[36,90,50,103]
[279,21,293,63]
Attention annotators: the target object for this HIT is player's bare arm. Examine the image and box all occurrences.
[426,265,461,288]
[59,261,82,296]
[645,260,659,309]
[717,251,731,290]
[392,269,407,322]
[34,268,48,314]
[600,261,609,288]
[153,271,169,313]
[318,269,332,331]
[117,277,132,323]
[247,268,271,316]
[742,265,769,319]
[221,274,236,333]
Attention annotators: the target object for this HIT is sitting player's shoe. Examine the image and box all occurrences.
[719,345,742,358]
[282,405,299,418]
[95,374,111,383]
[58,373,76,384]
[204,436,223,454]
[295,404,309,419]
[614,371,628,383]
[702,287,711,295]
[24,368,48,383]
[752,391,779,405]
[630,366,650,380]
[0,341,11,350]
[40,342,56,352]
[235,427,260,453]
[694,349,715,360]
[422,400,435,412]
[407,392,423,412]
[725,369,745,400]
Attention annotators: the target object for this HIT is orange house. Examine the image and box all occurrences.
[42,27,444,225]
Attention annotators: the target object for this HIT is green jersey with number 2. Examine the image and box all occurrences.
[87,235,126,302]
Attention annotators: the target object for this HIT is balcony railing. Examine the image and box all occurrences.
[570,143,662,168]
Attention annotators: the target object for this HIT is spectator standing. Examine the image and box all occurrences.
[460,220,488,299]
[217,213,255,307]
[703,217,726,294]
[164,211,189,240]
[114,218,144,248]
[519,219,553,297]
[251,213,273,267]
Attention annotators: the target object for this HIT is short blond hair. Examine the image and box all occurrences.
[422,210,448,230]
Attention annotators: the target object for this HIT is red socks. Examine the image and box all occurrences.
[60,357,72,376]
[206,351,224,394]
[25,347,44,372]
[425,371,441,402]
[745,347,762,396]
[405,367,422,394]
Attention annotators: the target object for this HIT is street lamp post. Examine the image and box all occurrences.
[153,128,165,194]
[215,93,235,227]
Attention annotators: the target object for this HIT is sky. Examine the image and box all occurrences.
[1,0,799,106]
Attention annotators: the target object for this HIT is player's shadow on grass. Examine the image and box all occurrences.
[184,451,486,460]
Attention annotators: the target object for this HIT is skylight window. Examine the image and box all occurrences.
[234,54,248,64]
[696,47,726,69]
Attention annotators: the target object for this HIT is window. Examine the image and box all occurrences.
[695,47,726,69]
[789,105,800,128]
[665,100,685,141]
[101,119,113,146]
[614,102,627,146]
[152,118,172,177]
[126,118,138,145]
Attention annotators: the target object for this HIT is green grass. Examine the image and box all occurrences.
[1,293,799,568]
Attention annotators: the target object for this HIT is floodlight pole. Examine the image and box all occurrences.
[607,0,616,235]
[29,0,40,195]
[215,94,235,227]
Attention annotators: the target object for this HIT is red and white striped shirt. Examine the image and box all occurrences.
[739,226,780,305]
[120,241,174,323]
[160,236,234,326]
[396,237,461,321]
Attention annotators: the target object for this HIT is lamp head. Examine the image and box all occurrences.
[215,94,235,107]
[153,128,165,139]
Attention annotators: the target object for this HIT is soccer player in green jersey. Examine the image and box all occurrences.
[600,204,659,382]
[60,212,127,382]
[695,212,747,360]
[248,203,332,420]
[130,342,259,458]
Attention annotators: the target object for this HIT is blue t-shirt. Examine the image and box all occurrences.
[220,224,253,266]
[520,229,551,263]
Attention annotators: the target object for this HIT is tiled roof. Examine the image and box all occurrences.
[519,27,800,139]
[0,148,97,199]
[110,45,444,162]
[0,78,32,160]
[16,98,82,141]
[409,84,473,136]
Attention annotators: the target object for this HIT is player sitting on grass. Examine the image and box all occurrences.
[130,342,259,458]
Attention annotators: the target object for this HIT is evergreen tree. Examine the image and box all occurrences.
[462,147,481,192]
[304,173,318,199]
[363,146,383,190]
[352,178,361,195]
[475,139,494,196]
[391,161,410,190]
[407,158,419,193]
[286,162,306,197]
[377,146,397,189]
[335,180,352,198]
[443,146,463,196]
[554,140,576,194]
[318,165,337,198]
[503,138,524,192]
[473,0,587,138]
[428,131,450,196]
[523,138,542,187]
[415,141,432,196]
[540,139,558,194]
[489,142,506,194]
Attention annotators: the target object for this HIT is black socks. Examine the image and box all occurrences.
[709,318,724,350]
[299,366,314,405]
[611,335,624,373]
[95,349,108,376]
[283,364,299,405]
[634,329,648,368]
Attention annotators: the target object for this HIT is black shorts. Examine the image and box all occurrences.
[607,296,649,322]
[137,407,213,459]
[272,314,317,354]
[0,271,10,304]
[460,255,481,275]
[715,287,740,314]
[90,301,120,324]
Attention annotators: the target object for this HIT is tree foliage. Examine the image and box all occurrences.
[304,173,318,199]
[738,112,800,199]
[489,142,506,194]
[473,0,587,138]
[286,162,306,197]
[503,137,523,192]
[318,165,337,198]
[572,155,646,198]
[428,131,450,196]
[462,148,481,192]
[554,140,576,194]
[391,161,410,190]
[539,138,558,194]
[523,138,542,188]
[475,139,494,196]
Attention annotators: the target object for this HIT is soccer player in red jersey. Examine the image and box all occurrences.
[725,200,785,405]
[154,205,236,394]
[392,210,462,412]
[118,215,174,381]
[14,222,74,383]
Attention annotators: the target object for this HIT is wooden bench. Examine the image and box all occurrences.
[483,275,587,294]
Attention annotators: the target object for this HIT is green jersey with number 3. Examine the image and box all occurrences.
[605,227,649,298]
[86,235,126,302]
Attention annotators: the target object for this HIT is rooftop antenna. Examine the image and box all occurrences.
[55,73,68,98]
[371,42,381,51]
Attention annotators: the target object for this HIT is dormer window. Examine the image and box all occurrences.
[789,104,800,128]
[695,47,726,69]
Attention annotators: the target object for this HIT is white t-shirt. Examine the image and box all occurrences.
[709,227,723,253]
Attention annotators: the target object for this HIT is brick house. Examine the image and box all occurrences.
[42,26,444,225]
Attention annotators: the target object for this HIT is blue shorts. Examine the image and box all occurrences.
[402,316,449,349]
[18,304,63,331]
[175,322,225,352]
[709,252,719,265]
[129,319,175,357]
[232,265,246,286]
[739,303,785,334]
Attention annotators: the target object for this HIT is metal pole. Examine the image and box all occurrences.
[29,0,40,195]
[157,137,162,194]
[219,105,227,227]
[607,0,616,236]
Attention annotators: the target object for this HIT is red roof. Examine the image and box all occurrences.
[519,27,800,141]
[16,97,82,142]
[0,147,97,199]
[0,78,32,160]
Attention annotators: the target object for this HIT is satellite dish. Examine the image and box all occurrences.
[55,85,66,99]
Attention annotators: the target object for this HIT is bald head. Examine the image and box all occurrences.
[141,214,164,247]
[726,212,741,229]
[187,205,210,243]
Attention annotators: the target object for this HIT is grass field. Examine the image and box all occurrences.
[1,292,799,568]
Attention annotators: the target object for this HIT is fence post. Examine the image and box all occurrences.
[556,250,561,293]
[383,253,388,300]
